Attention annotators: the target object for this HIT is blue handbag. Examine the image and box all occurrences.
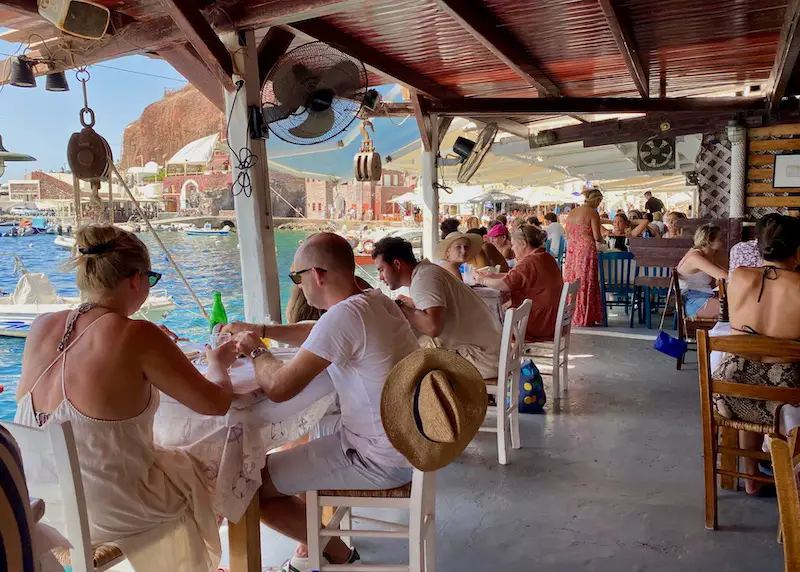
[518,360,546,414]
[653,331,688,359]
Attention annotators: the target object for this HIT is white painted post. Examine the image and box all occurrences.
[420,115,440,260]
[727,122,746,219]
[225,30,282,323]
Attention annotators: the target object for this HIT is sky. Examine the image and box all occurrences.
[0,31,423,183]
[0,31,189,183]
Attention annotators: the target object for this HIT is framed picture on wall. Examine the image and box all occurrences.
[773,154,800,188]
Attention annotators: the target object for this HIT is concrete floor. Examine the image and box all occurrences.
[212,322,785,572]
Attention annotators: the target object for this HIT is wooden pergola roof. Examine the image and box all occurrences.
[2,0,800,144]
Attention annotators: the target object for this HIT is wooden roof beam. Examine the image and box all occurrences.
[0,0,36,15]
[291,18,454,100]
[426,97,766,116]
[159,0,235,92]
[433,0,560,97]
[158,43,225,112]
[597,0,649,99]
[766,0,800,109]
[258,27,295,86]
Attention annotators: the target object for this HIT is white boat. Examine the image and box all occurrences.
[0,270,176,338]
[54,235,75,250]
[185,222,230,236]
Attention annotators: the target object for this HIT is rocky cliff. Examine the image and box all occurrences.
[120,85,225,169]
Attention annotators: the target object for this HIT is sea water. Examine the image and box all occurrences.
[0,230,311,421]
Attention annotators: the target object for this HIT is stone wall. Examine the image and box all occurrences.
[29,171,73,200]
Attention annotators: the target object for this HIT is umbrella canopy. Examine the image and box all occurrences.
[467,190,521,204]
[515,187,577,205]
[388,191,423,205]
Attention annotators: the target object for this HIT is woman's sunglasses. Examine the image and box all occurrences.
[147,271,162,287]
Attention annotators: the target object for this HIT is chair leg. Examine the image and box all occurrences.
[629,291,636,328]
[510,400,521,451]
[719,427,738,491]
[497,392,509,465]
[306,491,323,570]
[409,483,425,572]
[551,351,561,399]
[703,428,719,531]
[645,287,653,330]
[423,473,437,572]
[561,348,569,393]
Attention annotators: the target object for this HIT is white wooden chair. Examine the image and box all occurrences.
[0,420,126,572]
[306,469,437,572]
[523,280,580,399]
[478,299,532,465]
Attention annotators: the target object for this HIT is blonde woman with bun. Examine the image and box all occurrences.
[676,223,728,318]
[563,188,604,326]
[14,224,238,571]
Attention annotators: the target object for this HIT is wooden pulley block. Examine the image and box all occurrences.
[67,126,113,182]
[354,151,382,182]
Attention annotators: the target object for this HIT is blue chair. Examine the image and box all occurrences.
[597,251,637,327]
[545,238,551,255]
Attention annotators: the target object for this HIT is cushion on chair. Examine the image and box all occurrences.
[320,482,412,499]
[713,413,773,435]
[52,544,124,568]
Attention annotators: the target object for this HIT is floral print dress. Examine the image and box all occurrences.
[563,221,603,327]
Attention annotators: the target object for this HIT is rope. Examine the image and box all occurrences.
[106,160,210,321]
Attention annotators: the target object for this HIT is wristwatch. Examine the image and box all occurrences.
[250,347,269,360]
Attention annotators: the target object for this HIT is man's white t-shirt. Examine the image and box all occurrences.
[545,222,565,255]
[410,260,501,379]
[302,289,418,468]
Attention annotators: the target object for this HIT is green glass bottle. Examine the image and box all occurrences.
[209,291,228,332]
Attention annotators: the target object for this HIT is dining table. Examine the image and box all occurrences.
[153,343,336,572]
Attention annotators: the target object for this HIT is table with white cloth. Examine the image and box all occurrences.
[472,286,504,325]
[153,344,336,572]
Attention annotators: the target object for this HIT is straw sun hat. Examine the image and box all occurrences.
[434,231,484,261]
[381,348,488,471]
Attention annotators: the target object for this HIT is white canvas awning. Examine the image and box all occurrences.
[166,133,221,166]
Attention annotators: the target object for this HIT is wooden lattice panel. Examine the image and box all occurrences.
[746,124,800,217]
[696,133,731,219]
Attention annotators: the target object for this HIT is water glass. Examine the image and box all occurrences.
[210,331,232,348]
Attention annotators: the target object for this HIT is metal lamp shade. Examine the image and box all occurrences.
[10,57,36,88]
[0,135,36,164]
[45,71,69,92]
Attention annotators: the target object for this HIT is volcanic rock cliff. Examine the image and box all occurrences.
[120,85,225,169]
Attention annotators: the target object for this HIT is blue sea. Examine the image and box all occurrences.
[0,230,312,421]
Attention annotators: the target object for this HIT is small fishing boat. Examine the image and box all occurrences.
[0,266,176,338]
[185,222,230,236]
[54,235,76,250]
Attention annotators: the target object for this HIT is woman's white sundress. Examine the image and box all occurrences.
[14,311,222,571]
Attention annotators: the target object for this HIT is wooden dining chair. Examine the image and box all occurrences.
[697,331,800,531]
[667,270,717,370]
[768,430,800,572]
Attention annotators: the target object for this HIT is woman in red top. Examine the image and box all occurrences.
[476,225,564,342]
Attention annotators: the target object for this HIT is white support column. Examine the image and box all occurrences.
[727,122,747,219]
[225,30,282,323]
[420,114,440,260]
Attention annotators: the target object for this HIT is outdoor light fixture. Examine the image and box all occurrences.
[10,57,36,88]
[0,134,37,179]
[45,71,70,92]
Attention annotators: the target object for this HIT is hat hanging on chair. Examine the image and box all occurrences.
[381,348,487,471]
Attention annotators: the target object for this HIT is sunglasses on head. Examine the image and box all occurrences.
[147,271,162,287]
[288,267,326,285]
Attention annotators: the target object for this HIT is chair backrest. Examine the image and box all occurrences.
[545,238,551,254]
[697,332,800,423]
[0,425,36,572]
[0,420,94,572]
[557,237,567,267]
[597,251,636,291]
[553,280,580,346]
[717,278,729,323]
[629,237,692,269]
[497,299,532,399]
[767,432,800,572]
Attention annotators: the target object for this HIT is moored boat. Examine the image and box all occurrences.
[54,235,76,250]
[185,222,231,236]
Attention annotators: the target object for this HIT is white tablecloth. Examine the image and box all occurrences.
[473,286,504,325]
[153,345,336,522]
[708,323,800,436]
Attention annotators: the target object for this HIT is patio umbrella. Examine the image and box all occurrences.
[388,191,422,205]
[467,190,521,204]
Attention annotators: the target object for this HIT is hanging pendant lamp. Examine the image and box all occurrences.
[45,71,69,92]
[0,134,37,178]
[9,57,36,88]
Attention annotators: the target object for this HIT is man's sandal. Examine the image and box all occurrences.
[279,548,360,572]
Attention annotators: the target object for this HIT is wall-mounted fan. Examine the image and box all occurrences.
[637,136,675,171]
[451,122,498,183]
[260,42,368,145]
